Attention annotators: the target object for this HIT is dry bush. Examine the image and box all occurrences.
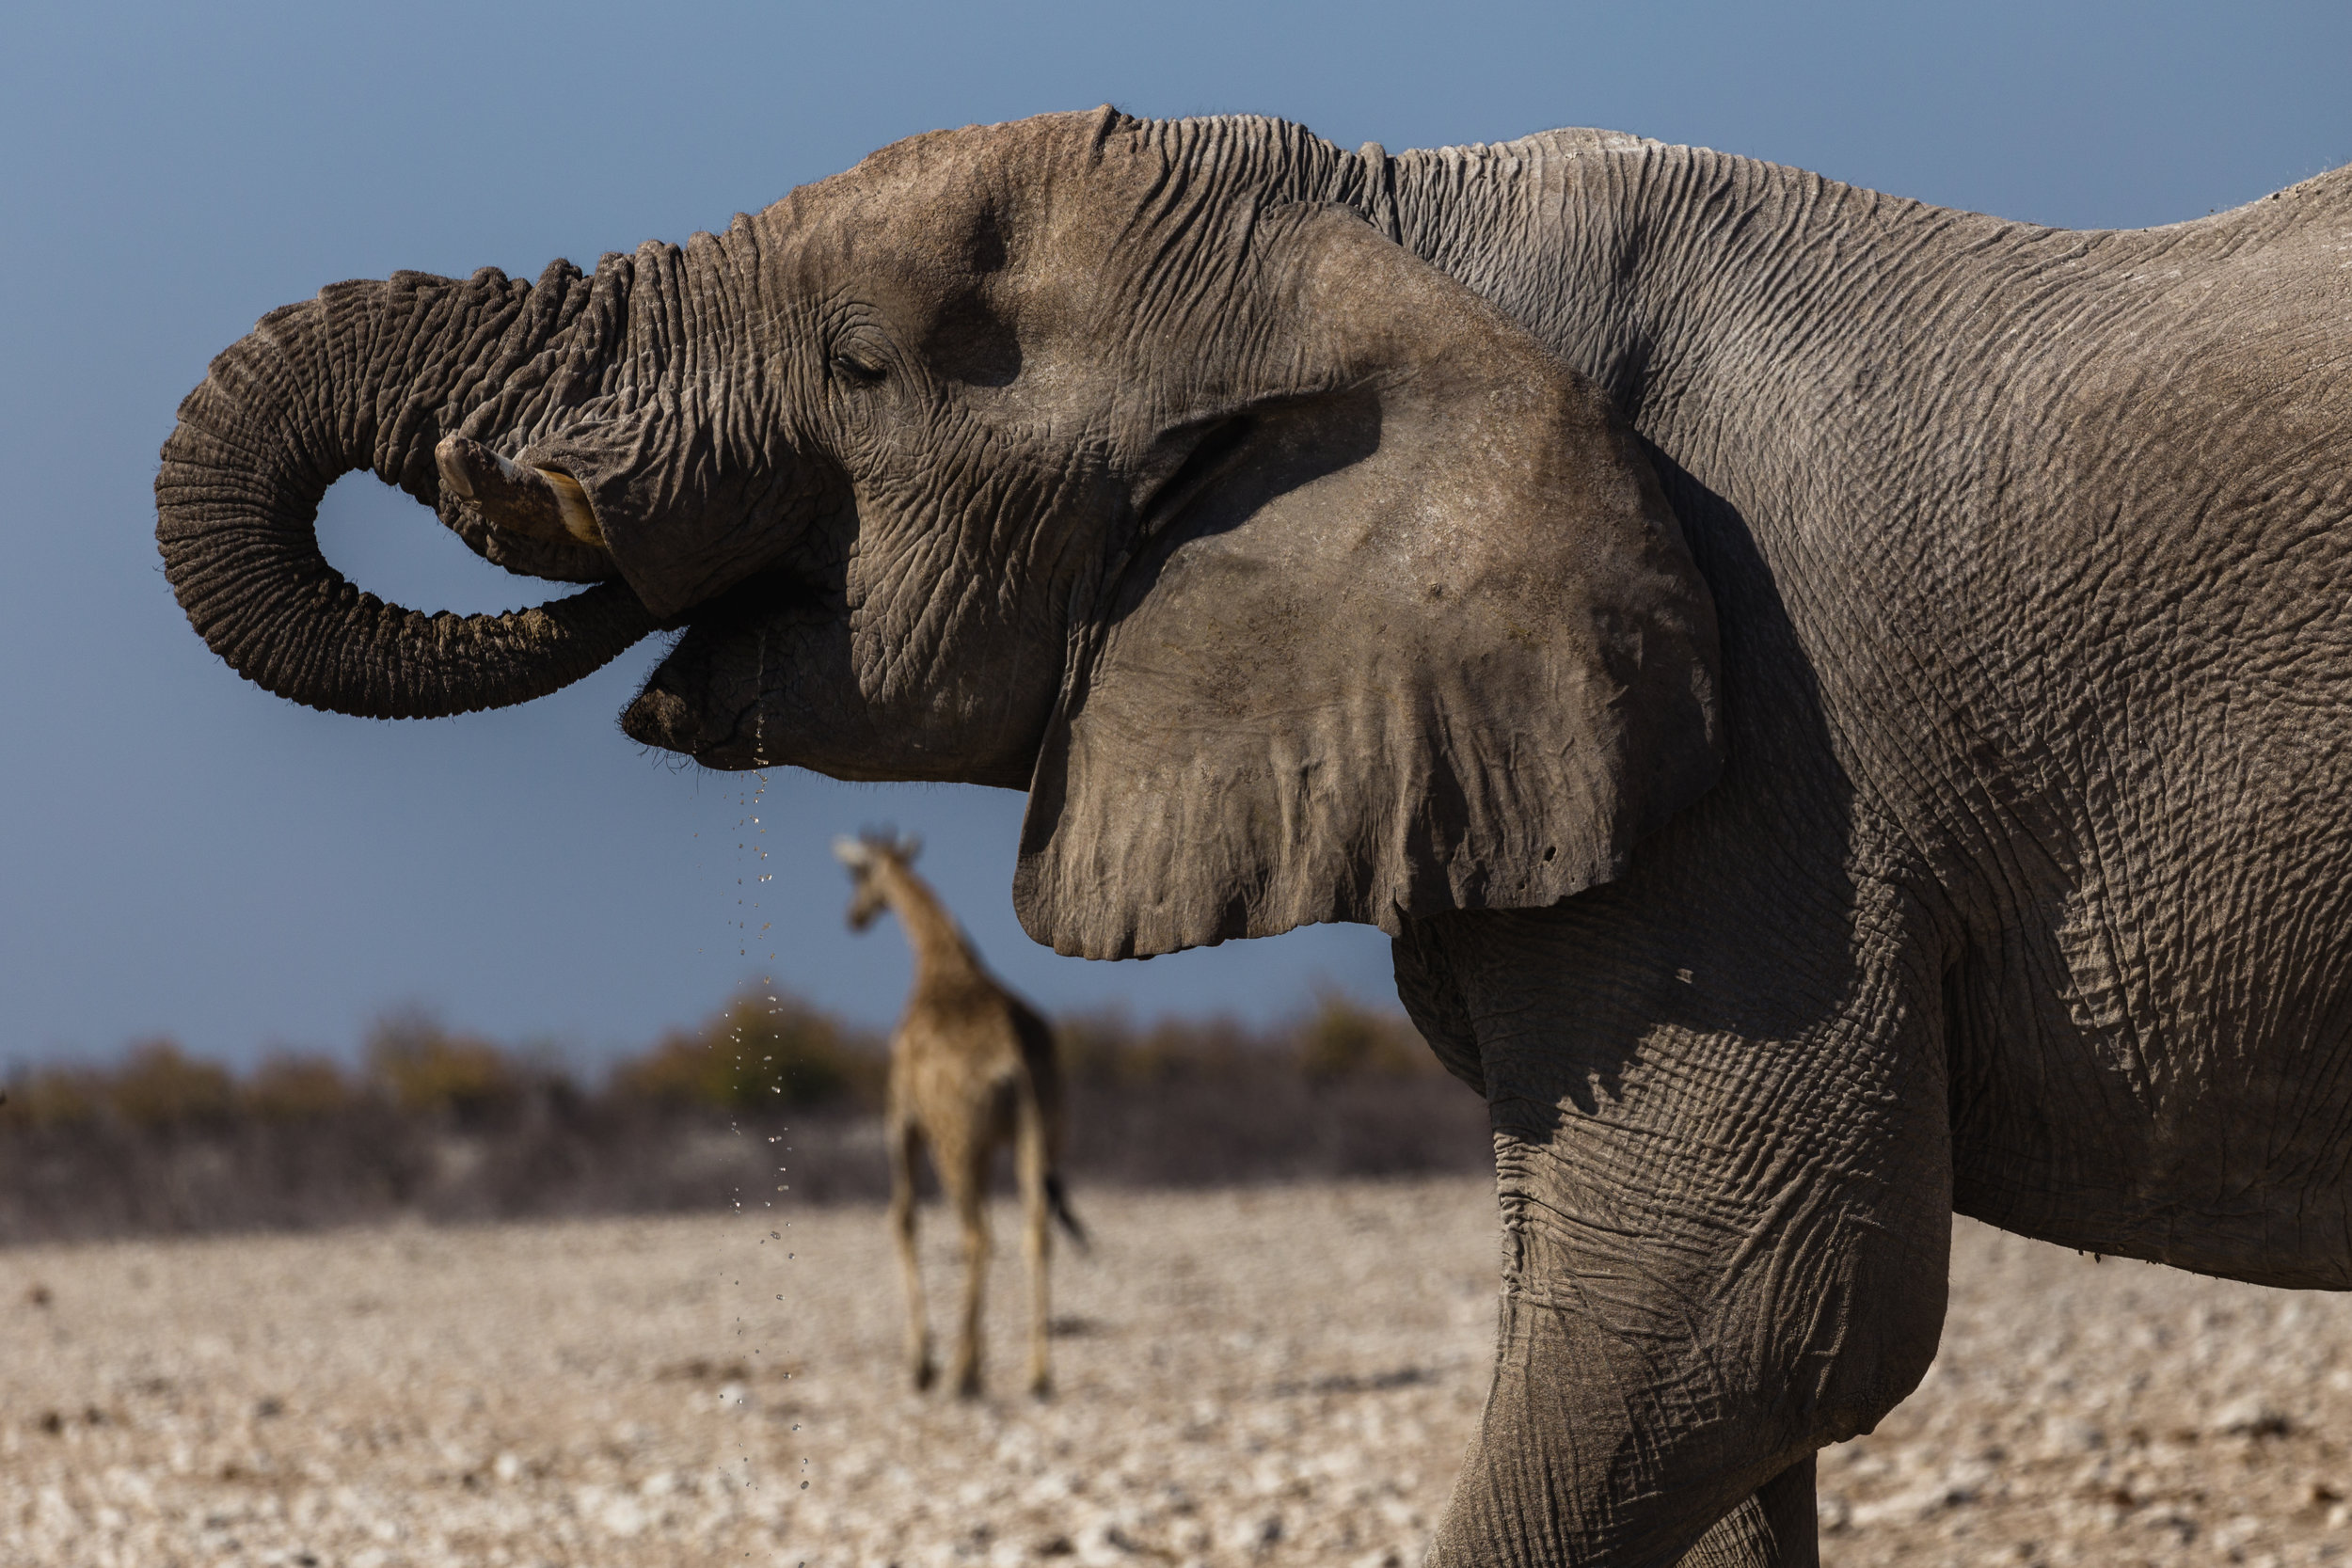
[0,1063,108,1129]
[612,988,883,1112]
[1295,990,1434,1081]
[107,1038,237,1129]
[365,1009,528,1122]
[242,1053,358,1120]
[1044,996,1484,1189]
[0,989,1488,1244]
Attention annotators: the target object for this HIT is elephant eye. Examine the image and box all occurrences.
[829,346,888,386]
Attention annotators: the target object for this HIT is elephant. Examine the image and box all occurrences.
[156,106,2352,1565]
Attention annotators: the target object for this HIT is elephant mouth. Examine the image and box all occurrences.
[619,567,834,769]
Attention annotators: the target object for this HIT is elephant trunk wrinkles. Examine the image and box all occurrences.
[155,259,656,719]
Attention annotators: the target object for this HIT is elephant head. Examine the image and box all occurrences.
[159,108,1722,958]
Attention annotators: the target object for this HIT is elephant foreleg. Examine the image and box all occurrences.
[1675,1456,1819,1568]
[1407,885,1949,1566]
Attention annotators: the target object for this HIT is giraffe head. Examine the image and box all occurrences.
[833,830,923,932]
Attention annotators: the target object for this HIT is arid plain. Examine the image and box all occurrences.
[6,1174,2352,1567]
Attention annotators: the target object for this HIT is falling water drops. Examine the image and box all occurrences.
[710,772,803,1513]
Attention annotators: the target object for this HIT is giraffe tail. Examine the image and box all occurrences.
[1045,1172,1089,1251]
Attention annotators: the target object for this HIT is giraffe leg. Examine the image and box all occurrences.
[1014,1086,1054,1399]
[944,1140,991,1400]
[887,1116,933,1392]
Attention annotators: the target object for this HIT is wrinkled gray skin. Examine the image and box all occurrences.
[159,108,2352,1565]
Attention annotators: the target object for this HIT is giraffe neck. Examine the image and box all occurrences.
[881,864,988,993]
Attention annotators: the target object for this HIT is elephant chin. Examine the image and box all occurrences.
[619,684,724,761]
[619,572,827,772]
[621,593,1048,788]
[621,649,770,770]
[628,685,789,771]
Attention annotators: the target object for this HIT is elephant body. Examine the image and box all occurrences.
[1386,131,2352,1557]
[160,110,2352,1565]
[1401,129,2352,1286]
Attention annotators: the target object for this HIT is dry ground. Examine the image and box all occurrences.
[3,1176,2350,1567]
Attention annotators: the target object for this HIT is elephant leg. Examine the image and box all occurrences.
[1675,1456,1819,1568]
[1407,877,1950,1566]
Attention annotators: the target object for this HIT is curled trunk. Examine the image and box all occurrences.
[156,261,654,719]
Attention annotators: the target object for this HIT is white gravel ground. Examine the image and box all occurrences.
[2,1175,2350,1566]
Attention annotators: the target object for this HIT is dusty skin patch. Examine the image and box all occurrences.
[2,1180,2351,1565]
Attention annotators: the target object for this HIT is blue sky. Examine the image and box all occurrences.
[3,1,2344,1069]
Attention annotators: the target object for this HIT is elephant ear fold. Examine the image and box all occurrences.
[1013,203,1722,959]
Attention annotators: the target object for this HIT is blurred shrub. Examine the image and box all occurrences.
[243,1053,358,1121]
[1056,1008,1257,1085]
[107,1038,236,1128]
[365,1010,519,1120]
[1051,1008,1133,1084]
[0,1065,107,1129]
[0,981,1484,1244]
[1058,997,1433,1086]
[611,990,881,1111]
[1295,992,1434,1082]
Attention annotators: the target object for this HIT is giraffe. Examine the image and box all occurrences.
[833,831,1085,1399]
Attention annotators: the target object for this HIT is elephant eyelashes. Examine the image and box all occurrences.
[830,350,887,386]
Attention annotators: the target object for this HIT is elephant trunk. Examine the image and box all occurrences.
[155,261,656,719]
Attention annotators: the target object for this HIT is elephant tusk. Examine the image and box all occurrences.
[434,436,607,550]
[536,466,604,548]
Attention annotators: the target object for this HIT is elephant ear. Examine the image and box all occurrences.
[1013,204,1722,958]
